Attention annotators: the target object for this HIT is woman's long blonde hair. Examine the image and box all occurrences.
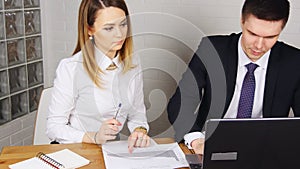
[73,0,134,87]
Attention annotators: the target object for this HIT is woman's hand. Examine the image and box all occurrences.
[191,138,205,154]
[83,119,121,144]
[95,119,121,144]
[128,128,150,153]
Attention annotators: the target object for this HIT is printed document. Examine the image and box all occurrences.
[102,140,189,169]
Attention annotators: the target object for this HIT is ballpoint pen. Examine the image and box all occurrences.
[113,103,122,120]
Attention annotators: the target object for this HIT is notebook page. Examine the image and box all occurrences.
[9,157,52,169]
[47,149,90,169]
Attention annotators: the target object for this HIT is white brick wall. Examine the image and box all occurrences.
[41,0,81,87]
[2,1,299,150]
[0,112,36,150]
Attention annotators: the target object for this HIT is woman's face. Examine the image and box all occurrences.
[89,7,128,58]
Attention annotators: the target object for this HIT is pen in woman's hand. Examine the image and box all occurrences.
[113,103,122,120]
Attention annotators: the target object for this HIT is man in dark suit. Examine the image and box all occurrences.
[167,0,300,154]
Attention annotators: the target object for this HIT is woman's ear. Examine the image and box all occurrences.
[88,26,94,36]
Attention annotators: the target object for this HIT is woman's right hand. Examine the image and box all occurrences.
[83,119,121,144]
[94,119,121,144]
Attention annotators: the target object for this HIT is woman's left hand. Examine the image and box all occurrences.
[128,131,150,153]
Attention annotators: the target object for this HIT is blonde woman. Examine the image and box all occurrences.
[47,0,150,152]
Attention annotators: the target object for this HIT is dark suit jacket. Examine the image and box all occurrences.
[168,33,300,141]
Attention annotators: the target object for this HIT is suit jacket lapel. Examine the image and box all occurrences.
[223,34,240,116]
[263,42,281,117]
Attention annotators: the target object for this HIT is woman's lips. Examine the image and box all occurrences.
[114,40,124,45]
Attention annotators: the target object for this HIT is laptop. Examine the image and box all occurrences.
[199,118,300,169]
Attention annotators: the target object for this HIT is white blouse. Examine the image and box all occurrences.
[46,47,149,143]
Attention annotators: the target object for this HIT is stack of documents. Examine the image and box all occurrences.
[102,140,189,169]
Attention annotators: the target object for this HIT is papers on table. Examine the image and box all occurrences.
[102,140,189,169]
[9,149,90,169]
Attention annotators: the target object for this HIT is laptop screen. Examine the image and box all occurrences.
[202,118,300,169]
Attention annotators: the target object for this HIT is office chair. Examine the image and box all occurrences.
[33,87,52,145]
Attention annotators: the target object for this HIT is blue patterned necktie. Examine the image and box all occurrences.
[237,63,258,118]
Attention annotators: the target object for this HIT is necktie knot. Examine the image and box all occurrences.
[246,63,258,73]
[106,62,117,70]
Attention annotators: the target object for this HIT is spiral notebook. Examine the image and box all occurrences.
[9,149,90,169]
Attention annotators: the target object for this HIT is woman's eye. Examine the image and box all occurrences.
[104,27,113,31]
[120,22,127,27]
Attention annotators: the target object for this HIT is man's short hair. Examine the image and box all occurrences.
[242,0,290,28]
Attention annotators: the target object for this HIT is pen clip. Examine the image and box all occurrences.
[113,103,122,120]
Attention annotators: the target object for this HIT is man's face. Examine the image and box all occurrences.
[241,14,284,62]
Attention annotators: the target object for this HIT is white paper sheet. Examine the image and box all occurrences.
[9,149,90,169]
[102,140,189,169]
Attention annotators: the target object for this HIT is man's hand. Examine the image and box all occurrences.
[191,138,205,154]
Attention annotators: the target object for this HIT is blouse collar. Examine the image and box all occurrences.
[94,46,122,70]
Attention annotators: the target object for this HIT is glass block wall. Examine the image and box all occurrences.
[0,0,43,125]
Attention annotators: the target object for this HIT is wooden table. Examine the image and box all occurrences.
[0,138,193,169]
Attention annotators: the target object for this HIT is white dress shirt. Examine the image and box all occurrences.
[224,36,269,118]
[47,46,149,143]
[184,35,270,148]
